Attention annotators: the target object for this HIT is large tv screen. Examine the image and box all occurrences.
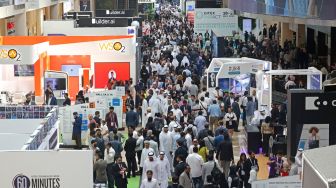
[14,65,34,76]
[218,73,251,94]
[45,78,67,90]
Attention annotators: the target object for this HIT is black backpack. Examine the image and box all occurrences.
[211,162,223,183]
[153,118,164,132]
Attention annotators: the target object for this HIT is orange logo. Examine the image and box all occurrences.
[8,49,17,59]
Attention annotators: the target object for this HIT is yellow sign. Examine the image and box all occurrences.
[8,49,17,59]
[99,41,125,52]
[0,49,21,61]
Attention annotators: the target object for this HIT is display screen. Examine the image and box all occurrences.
[45,78,67,90]
[14,65,34,76]
[218,73,251,94]
[271,75,307,105]
[61,65,82,76]
[310,74,320,90]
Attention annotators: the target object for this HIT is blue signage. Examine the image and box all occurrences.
[112,98,121,106]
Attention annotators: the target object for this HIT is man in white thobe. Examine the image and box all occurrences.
[140,141,154,168]
[140,170,160,188]
[149,93,162,116]
[157,152,171,188]
[142,98,149,128]
[142,152,160,180]
[159,125,173,168]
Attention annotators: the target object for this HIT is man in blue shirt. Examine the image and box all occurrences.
[208,100,221,131]
[215,121,228,136]
[214,129,225,151]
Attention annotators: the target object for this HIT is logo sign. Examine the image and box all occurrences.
[0,49,21,62]
[77,18,128,27]
[96,9,136,17]
[12,174,61,188]
[228,65,240,75]
[98,41,125,53]
[305,97,336,110]
[13,174,30,188]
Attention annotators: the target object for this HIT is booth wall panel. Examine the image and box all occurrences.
[94,62,130,88]
[0,65,34,94]
[49,55,91,100]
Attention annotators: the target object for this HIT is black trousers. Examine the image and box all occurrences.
[136,150,142,165]
[106,163,114,188]
[73,135,81,149]
[126,155,137,176]
[262,134,272,156]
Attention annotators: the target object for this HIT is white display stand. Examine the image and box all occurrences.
[264,67,322,108]
[60,89,124,146]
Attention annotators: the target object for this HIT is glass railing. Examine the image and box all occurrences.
[0,0,12,7]
[22,106,59,150]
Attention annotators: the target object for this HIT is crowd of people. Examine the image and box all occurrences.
[82,2,312,188]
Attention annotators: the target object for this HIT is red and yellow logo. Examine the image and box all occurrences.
[99,41,125,52]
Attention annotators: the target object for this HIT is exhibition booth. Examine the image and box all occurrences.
[215,58,271,108]
[265,67,322,107]
[0,35,136,103]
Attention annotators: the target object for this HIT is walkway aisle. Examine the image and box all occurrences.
[235,125,269,180]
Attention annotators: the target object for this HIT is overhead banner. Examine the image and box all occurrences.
[186,1,195,25]
[0,150,93,188]
[194,8,238,36]
[96,9,136,17]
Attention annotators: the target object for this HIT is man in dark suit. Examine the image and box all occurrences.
[245,151,259,188]
[105,106,118,132]
[72,112,82,149]
[63,93,71,106]
[174,155,186,177]
[217,133,234,179]
[173,140,188,167]
[180,100,192,114]
[124,133,137,177]
[48,93,57,106]
[112,156,128,188]
[125,106,139,129]
[232,97,241,132]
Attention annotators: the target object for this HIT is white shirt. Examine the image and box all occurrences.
[140,178,160,188]
[186,153,204,178]
[149,96,162,115]
[104,147,115,164]
[185,133,192,149]
[194,115,207,132]
[136,136,144,151]
[159,131,173,152]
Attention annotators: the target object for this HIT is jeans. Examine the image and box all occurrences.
[192,176,203,188]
